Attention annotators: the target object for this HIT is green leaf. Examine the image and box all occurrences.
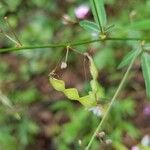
[118,49,141,69]
[90,0,107,32]
[49,77,65,91]
[141,52,150,99]
[79,20,100,33]
[63,88,80,100]
[78,95,96,107]
[128,19,150,30]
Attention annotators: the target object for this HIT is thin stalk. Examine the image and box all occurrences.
[85,47,141,150]
[0,37,150,53]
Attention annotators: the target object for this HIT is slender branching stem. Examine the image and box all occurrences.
[85,47,141,150]
[0,37,150,53]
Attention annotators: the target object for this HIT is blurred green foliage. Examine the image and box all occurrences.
[0,0,150,150]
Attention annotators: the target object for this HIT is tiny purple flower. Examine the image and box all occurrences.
[131,145,140,150]
[74,5,89,19]
[143,104,150,115]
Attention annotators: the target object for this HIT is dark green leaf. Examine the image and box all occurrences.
[79,20,100,33]
[141,52,150,99]
[118,49,141,69]
[90,0,107,32]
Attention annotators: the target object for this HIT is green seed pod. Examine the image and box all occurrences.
[63,88,80,100]
[49,77,65,92]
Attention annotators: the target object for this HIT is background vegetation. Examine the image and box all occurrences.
[0,0,150,150]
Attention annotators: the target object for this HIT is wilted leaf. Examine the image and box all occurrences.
[79,20,100,33]
[49,54,104,108]
[141,52,150,99]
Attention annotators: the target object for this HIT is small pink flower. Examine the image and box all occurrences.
[131,145,140,150]
[74,5,89,19]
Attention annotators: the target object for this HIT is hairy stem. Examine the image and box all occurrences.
[85,47,141,150]
[0,37,150,53]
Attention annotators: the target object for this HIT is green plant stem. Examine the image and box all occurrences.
[85,47,140,150]
[0,37,150,53]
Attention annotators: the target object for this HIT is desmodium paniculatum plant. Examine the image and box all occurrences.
[0,0,150,150]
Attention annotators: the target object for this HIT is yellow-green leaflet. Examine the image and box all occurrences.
[49,54,104,108]
[49,77,65,91]
[78,95,97,108]
[64,88,80,100]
